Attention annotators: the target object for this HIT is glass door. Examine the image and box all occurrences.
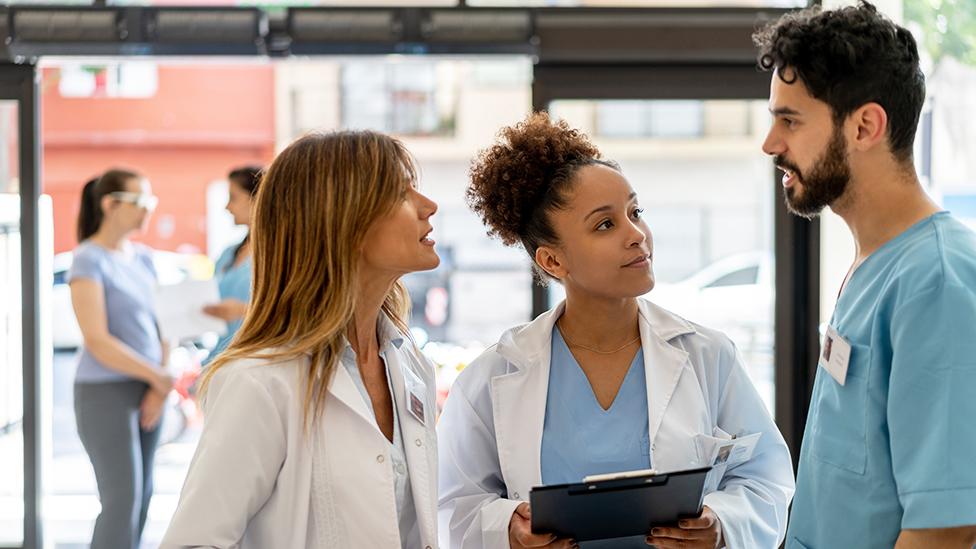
[0,62,41,549]
[530,63,819,458]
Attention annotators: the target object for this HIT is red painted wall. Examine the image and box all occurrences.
[42,63,276,254]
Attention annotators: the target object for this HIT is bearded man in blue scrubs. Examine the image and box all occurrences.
[754,2,976,548]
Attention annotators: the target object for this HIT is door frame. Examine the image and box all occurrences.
[0,61,41,549]
[531,64,820,466]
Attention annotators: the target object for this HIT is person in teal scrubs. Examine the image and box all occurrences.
[202,166,262,363]
[755,3,976,548]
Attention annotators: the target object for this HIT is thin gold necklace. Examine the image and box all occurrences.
[559,327,640,355]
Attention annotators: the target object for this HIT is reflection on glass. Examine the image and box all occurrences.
[904,0,976,223]
[38,57,533,546]
[470,0,803,6]
[109,0,456,6]
[342,61,458,137]
[549,99,776,415]
[0,98,23,547]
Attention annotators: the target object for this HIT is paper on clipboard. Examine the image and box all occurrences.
[154,279,227,341]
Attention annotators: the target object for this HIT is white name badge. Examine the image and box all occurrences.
[819,324,852,386]
[402,365,427,427]
[695,432,762,494]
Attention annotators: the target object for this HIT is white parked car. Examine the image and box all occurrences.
[646,251,775,411]
[648,251,773,341]
[51,250,197,350]
[648,252,773,353]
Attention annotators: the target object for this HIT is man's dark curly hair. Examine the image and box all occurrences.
[753,1,925,163]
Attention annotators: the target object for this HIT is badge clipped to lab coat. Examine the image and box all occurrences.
[819,324,852,386]
[402,366,427,426]
[695,431,762,494]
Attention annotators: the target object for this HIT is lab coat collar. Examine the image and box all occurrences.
[326,314,438,546]
[490,297,697,497]
[385,339,438,547]
[494,298,696,368]
[328,312,409,432]
[636,299,696,456]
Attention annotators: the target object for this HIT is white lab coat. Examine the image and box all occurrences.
[437,299,794,549]
[160,330,440,549]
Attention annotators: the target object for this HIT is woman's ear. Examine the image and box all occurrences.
[100,195,116,217]
[535,245,567,281]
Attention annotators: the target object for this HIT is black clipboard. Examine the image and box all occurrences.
[529,466,711,542]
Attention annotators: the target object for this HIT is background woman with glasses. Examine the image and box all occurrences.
[67,168,174,549]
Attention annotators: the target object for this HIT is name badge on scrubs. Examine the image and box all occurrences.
[402,365,427,426]
[819,324,852,386]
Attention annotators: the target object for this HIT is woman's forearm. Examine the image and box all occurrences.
[85,335,166,390]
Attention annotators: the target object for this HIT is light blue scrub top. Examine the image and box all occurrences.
[67,241,162,383]
[787,212,976,548]
[205,243,252,364]
[541,328,650,549]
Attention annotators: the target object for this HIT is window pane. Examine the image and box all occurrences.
[280,56,535,404]
[341,60,458,137]
[550,99,776,415]
[110,0,457,6]
[471,0,803,7]
[40,57,532,546]
[706,266,759,288]
[0,100,23,548]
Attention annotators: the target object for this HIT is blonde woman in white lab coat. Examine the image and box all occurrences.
[438,113,794,549]
[161,131,442,549]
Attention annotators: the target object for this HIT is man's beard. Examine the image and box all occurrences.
[778,125,851,219]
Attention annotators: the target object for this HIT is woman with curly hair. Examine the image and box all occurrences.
[437,113,794,549]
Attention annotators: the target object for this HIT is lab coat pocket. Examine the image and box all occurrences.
[694,433,731,495]
[694,433,728,467]
[694,431,761,494]
[809,343,869,475]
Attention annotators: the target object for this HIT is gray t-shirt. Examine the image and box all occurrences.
[67,241,161,383]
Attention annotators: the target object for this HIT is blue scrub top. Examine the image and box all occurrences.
[205,243,252,364]
[787,212,976,548]
[541,328,651,549]
[67,241,162,383]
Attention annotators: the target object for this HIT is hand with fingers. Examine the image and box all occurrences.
[202,298,248,323]
[140,388,166,431]
[645,505,724,549]
[509,502,578,549]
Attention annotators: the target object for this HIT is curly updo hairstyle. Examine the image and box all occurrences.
[467,112,618,284]
[752,1,925,163]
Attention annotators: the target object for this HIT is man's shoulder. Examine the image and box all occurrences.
[886,214,976,293]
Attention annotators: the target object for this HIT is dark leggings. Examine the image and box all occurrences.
[74,380,162,549]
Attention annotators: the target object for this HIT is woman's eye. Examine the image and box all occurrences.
[632,208,644,219]
[597,219,613,231]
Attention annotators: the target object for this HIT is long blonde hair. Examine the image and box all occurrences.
[200,130,415,425]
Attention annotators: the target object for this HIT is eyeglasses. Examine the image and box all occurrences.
[109,191,159,211]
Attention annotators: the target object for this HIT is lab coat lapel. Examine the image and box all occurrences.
[326,356,379,429]
[491,304,564,498]
[386,343,438,547]
[638,299,694,457]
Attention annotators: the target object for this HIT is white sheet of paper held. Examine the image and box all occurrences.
[154,279,227,341]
